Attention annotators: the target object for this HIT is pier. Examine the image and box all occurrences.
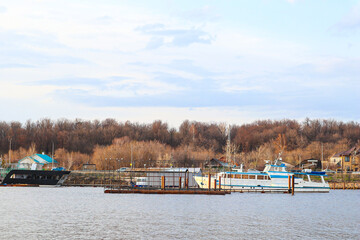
[102,169,230,195]
[105,189,229,195]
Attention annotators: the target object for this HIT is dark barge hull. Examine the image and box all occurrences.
[1,170,71,186]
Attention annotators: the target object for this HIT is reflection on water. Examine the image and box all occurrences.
[0,187,359,240]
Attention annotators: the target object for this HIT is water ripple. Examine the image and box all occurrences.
[0,188,359,239]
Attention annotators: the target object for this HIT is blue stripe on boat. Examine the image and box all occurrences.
[268,175,289,178]
[224,172,267,175]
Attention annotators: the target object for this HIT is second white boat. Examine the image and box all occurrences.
[194,158,330,193]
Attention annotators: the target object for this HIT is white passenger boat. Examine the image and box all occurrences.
[194,158,330,193]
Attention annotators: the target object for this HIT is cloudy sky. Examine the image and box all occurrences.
[0,0,359,127]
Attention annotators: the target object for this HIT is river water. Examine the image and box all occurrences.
[0,187,358,240]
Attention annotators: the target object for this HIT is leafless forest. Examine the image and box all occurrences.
[1,118,359,170]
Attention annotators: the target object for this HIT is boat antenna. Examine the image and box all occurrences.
[274,151,283,165]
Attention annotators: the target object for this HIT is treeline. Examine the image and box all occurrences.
[0,118,359,169]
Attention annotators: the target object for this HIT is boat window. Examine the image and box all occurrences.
[249,175,255,179]
[309,175,322,183]
[257,175,264,180]
[242,175,248,179]
[295,174,303,180]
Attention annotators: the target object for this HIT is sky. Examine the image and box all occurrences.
[0,0,359,127]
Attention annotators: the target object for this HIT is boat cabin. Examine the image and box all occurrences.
[263,163,287,173]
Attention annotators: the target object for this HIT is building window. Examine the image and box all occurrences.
[345,156,350,162]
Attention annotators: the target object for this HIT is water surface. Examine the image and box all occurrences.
[0,187,358,239]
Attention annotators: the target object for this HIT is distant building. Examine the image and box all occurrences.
[82,163,96,171]
[18,154,57,170]
[295,159,321,170]
[328,152,343,167]
[205,157,232,168]
[282,162,295,169]
[143,168,202,188]
[339,147,360,172]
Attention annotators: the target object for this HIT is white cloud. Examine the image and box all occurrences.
[0,6,6,13]
[176,5,221,23]
[0,82,55,100]
[285,0,300,3]
[136,23,214,48]
[0,1,359,125]
[332,3,360,32]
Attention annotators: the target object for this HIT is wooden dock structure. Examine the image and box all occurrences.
[329,182,360,190]
[104,188,230,195]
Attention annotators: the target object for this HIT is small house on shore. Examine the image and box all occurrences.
[324,152,343,168]
[205,158,230,168]
[339,147,360,172]
[322,146,360,172]
[18,154,57,170]
[295,159,321,170]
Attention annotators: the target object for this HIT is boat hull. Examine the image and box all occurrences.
[1,169,71,186]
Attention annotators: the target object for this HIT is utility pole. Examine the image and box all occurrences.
[131,144,133,169]
[52,141,54,170]
[9,138,11,167]
[321,142,324,170]
[192,124,195,143]
[226,125,231,165]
